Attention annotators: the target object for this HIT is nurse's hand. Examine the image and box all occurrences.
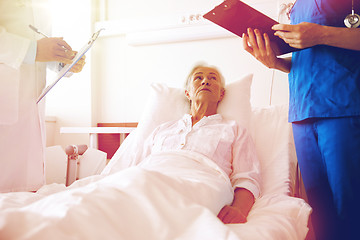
[243,28,278,69]
[36,37,75,64]
[272,22,323,49]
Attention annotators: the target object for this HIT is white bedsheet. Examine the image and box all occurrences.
[0,151,230,239]
[0,150,310,240]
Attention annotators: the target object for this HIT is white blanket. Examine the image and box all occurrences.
[0,151,238,240]
[0,150,310,240]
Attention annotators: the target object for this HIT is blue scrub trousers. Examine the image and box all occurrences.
[292,117,360,240]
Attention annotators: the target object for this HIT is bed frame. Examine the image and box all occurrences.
[64,123,137,186]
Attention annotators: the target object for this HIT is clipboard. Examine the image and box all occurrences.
[203,0,297,56]
[36,29,104,103]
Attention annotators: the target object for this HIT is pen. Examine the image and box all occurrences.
[29,24,49,38]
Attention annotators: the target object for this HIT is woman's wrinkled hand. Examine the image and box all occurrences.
[217,205,247,224]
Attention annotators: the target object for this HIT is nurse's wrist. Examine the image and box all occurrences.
[317,25,331,46]
[274,57,291,73]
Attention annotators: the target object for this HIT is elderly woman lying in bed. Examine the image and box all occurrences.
[139,64,261,224]
[0,64,261,240]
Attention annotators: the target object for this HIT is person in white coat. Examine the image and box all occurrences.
[0,0,85,192]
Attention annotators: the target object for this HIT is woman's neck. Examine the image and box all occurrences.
[190,101,217,126]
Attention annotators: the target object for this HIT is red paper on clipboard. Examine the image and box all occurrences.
[203,0,296,56]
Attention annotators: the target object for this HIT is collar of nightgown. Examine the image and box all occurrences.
[181,113,222,129]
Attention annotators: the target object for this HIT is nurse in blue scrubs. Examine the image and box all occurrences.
[242,0,360,239]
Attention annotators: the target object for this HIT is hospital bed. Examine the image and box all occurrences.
[0,74,312,240]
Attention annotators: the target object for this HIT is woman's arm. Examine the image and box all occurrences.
[243,28,292,73]
[273,22,360,51]
[217,187,255,224]
[243,22,360,73]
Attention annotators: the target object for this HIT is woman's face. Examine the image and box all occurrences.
[185,67,225,105]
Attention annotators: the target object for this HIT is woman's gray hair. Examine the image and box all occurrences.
[184,62,225,90]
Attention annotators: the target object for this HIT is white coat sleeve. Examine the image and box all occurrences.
[0,26,31,70]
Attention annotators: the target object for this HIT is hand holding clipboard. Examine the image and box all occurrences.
[203,0,296,56]
[36,28,104,103]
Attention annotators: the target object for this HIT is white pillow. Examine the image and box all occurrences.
[136,73,253,141]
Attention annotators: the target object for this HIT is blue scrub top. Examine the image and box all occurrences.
[288,0,360,122]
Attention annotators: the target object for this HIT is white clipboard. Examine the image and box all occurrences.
[36,29,104,103]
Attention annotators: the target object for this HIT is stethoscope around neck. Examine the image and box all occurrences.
[344,0,360,28]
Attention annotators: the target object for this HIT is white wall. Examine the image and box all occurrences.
[46,0,292,147]
[45,0,93,147]
[92,0,290,124]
